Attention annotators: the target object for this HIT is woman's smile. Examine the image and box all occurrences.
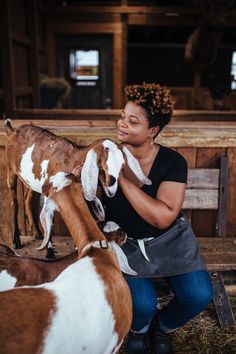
[118,129,128,136]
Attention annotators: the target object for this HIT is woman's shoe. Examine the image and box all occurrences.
[149,319,174,354]
[127,331,148,354]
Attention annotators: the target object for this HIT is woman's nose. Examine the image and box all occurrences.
[119,118,128,128]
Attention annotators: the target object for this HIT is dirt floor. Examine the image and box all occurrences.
[120,296,236,354]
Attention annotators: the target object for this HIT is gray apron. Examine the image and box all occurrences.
[121,216,207,278]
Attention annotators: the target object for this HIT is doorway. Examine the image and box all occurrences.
[56,34,112,108]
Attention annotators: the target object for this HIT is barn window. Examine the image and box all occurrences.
[231,52,236,90]
[69,49,99,86]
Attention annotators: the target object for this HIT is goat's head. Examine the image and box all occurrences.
[81,139,151,201]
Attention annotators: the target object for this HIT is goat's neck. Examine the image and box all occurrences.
[51,182,105,256]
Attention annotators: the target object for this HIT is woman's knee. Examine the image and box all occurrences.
[126,277,157,316]
[133,294,157,318]
[172,271,213,310]
[177,280,213,310]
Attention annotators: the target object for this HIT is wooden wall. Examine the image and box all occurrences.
[0,0,47,114]
[1,119,236,246]
[1,1,235,113]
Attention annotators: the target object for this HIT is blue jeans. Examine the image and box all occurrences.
[125,270,213,333]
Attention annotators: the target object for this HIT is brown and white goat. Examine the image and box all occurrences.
[0,179,133,354]
[4,119,150,257]
[0,243,77,289]
[0,221,128,290]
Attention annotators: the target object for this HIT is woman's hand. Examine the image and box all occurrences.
[118,169,127,186]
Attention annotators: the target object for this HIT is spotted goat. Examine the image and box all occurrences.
[1,121,151,354]
[4,119,151,257]
[0,221,127,290]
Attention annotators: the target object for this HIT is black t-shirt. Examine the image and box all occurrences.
[103,145,188,238]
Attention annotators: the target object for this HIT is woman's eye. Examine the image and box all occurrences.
[130,120,138,125]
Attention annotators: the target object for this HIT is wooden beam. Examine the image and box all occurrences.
[28,0,41,107]
[12,31,30,47]
[128,14,199,27]
[15,87,33,96]
[47,6,204,15]
[121,13,128,105]
[113,32,123,108]
[10,108,236,122]
[47,22,122,34]
[0,0,16,114]
[46,32,56,76]
[218,156,228,237]
[192,71,202,109]
[183,189,219,209]
[187,169,220,189]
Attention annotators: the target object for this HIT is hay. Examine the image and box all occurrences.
[120,296,236,354]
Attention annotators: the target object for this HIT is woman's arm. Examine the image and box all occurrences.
[118,171,186,229]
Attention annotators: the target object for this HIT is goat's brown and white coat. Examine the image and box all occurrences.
[4,120,150,253]
[1,121,151,353]
[0,221,130,290]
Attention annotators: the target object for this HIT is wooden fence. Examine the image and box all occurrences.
[1,119,236,245]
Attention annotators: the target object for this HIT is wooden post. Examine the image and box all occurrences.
[192,70,202,109]
[28,0,41,107]
[0,0,16,115]
[121,13,128,107]
[218,156,228,237]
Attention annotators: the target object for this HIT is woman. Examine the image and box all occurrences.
[103,83,213,354]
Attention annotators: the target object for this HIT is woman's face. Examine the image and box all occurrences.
[117,101,158,146]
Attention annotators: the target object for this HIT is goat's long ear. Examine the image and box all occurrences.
[89,196,105,221]
[99,147,112,187]
[81,149,99,201]
[122,146,152,185]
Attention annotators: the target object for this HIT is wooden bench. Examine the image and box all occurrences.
[183,156,236,328]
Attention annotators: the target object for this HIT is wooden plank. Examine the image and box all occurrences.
[187,169,219,189]
[227,148,236,240]
[218,157,228,237]
[0,147,12,245]
[191,148,226,237]
[15,87,33,96]
[12,31,30,46]
[199,238,236,271]
[113,31,123,108]
[2,120,236,148]
[177,147,197,224]
[211,272,236,328]
[183,189,218,209]
[0,0,16,114]
[11,108,236,121]
[47,5,204,15]
[128,13,199,27]
[47,22,122,34]
[46,32,56,76]
[28,0,41,107]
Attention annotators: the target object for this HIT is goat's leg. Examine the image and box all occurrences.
[45,228,56,259]
[7,171,21,249]
[25,189,43,240]
[39,198,56,259]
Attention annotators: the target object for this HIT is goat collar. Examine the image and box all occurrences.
[80,240,113,257]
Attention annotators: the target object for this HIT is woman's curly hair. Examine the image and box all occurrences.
[124,83,175,130]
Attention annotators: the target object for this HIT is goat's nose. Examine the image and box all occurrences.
[109,175,116,187]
